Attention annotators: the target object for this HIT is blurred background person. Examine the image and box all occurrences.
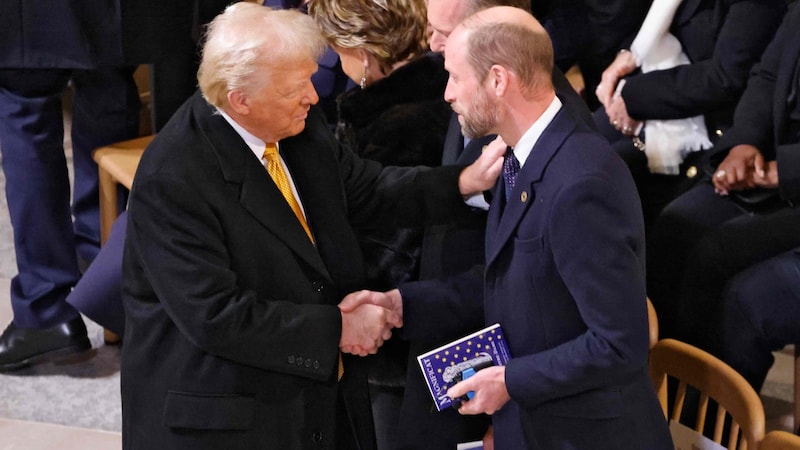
[0,0,141,370]
[531,0,651,110]
[311,0,449,168]
[647,2,800,341]
[593,0,787,229]
[63,0,230,343]
[704,247,800,409]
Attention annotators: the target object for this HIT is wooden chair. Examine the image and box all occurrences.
[93,134,153,244]
[761,431,800,450]
[92,134,152,343]
[647,297,658,350]
[795,346,799,433]
[649,338,766,450]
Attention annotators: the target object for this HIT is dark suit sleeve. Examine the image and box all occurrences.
[335,127,465,229]
[397,266,486,341]
[622,0,785,120]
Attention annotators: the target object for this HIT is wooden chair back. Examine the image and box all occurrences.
[795,346,799,432]
[647,297,658,350]
[650,338,766,450]
[761,431,800,450]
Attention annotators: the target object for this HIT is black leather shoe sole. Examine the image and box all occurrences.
[0,340,92,372]
[0,318,93,372]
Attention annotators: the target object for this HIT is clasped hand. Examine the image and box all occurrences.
[596,51,642,136]
[595,50,637,108]
[712,144,778,196]
[338,289,403,356]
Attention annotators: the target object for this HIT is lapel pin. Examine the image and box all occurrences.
[520,191,528,202]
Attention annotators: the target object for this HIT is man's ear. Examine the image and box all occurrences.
[488,64,509,97]
[227,89,249,115]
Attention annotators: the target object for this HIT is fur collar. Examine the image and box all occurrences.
[337,52,448,129]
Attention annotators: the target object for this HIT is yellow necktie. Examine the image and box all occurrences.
[263,143,314,243]
[263,144,341,380]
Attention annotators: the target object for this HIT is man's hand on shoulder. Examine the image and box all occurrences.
[458,136,506,198]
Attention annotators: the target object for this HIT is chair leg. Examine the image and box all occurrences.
[794,345,800,433]
[104,329,121,345]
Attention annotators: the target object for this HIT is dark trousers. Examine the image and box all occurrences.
[646,181,800,341]
[702,249,800,392]
[0,67,139,327]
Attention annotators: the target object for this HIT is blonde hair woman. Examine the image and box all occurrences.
[310,1,453,447]
[309,0,450,167]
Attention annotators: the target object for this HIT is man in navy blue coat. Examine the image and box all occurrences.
[342,7,672,449]
[390,0,597,447]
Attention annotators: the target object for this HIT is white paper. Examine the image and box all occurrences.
[669,419,727,450]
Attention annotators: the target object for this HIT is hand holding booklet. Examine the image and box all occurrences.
[416,323,512,411]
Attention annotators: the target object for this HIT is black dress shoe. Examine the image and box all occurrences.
[0,317,92,372]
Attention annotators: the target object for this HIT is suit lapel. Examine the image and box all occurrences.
[193,96,330,279]
[486,109,575,266]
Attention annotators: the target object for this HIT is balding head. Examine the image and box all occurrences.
[448,6,553,96]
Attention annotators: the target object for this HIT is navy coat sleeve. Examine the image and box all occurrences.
[622,0,785,121]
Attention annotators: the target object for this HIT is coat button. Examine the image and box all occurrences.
[287,355,295,365]
[312,431,324,443]
[314,360,320,369]
[715,129,723,137]
[520,191,528,202]
[686,166,697,178]
[296,357,304,366]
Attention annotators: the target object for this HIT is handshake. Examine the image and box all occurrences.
[337,289,404,356]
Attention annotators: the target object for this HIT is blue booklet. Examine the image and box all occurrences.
[416,323,512,411]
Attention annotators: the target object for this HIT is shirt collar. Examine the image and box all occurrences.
[217,109,271,161]
[511,95,562,167]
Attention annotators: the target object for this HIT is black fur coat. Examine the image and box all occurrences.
[336,52,451,168]
[337,52,451,386]
[338,51,450,291]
